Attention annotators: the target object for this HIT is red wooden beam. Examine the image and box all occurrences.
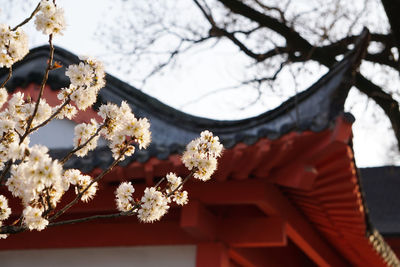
[180,200,217,241]
[180,200,286,248]
[269,162,318,190]
[259,183,348,267]
[0,218,196,250]
[232,142,270,180]
[212,150,235,182]
[218,217,286,248]
[253,141,293,178]
[229,248,272,267]
[196,243,229,267]
[229,245,317,267]
[230,143,255,180]
[187,179,348,266]
[144,158,157,185]
[331,115,353,144]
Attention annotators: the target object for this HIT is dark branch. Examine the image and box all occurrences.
[381,0,400,64]
[218,0,313,52]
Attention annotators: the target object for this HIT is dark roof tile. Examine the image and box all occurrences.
[0,29,369,171]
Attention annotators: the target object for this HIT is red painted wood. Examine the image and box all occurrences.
[1,105,393,267]
[213,149,235,182]
[229,245,317,267]
[331,116,353,143]
[180,200,217,241]
[1,218,196,250]
[230,143,253,180]
[184,179,348,266]
[385,238,400,259]
[218,217,286,248]
[196,243,229,267]
[270,162,318,190]
[229,248,270,267]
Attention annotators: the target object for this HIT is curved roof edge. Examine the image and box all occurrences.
[1,29,368,130]
[0,29,369,166]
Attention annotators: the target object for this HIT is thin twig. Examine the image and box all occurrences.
[0,211,131,235]
[29,98,71,134]
[11,2,41,31]
[50,148,127,222]
[20,34,54,144]
[154,177,165,188]
[167,171,194,197]
[0,35,55,185]
[0,66,12,88]
[60,122,106,164]
[49,212,130,227]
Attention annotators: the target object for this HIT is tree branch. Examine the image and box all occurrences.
[381,0,400,66]
[218,0,313,52]
[0,66,12,88]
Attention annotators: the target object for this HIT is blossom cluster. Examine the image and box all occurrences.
[0,0,224,238]
[6,145,63,230]
[182,130,223,181]
[0,195,11,221]
[63,169,98,202]
[0,193,9,238]
[166,172,188,205]
[0,91,56,168]
[61,56,105,110]
[98,101,151,159]
[23,206,48,231]
[34,0,66,35]
[73,119,99,157]
[0,24,29,68]
[115,172,189,223]
[114,130,224,224]
[137,187,169,223]
[115,182,135,212]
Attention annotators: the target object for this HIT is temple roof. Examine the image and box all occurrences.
[4,29,400,266]
[0,29,368,172]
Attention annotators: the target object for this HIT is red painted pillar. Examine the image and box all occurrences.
[196,243,229,267]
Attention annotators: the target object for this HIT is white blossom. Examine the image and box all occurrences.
[115,182,135,212]
[77,175,97,202]
[0,195,11,221]
[73,119,99,157]
[138,187,169,223]
[35,0,66,35]
[0,88,8,109]
[64,57,105,110]
[172,190,188,206]
[55,104,77,120]
[22,206,48,231]
[22,99,52,129]
[98,101,151,159]
[182,130,223,181]
[64,169,97,202]
[0,25,29,68]
[6,145,64,207]
[166,172,181,192]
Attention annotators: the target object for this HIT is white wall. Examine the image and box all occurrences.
[0,245,196,267]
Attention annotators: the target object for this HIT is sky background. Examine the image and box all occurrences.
[0,0,397,167]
